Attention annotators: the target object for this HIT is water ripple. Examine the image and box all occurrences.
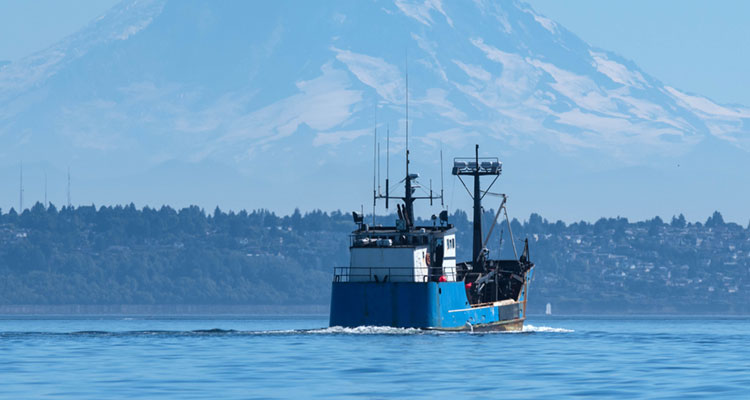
[1,324,575,338]
[0,317,748,399]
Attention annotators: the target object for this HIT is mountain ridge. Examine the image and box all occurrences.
[0,0,748,221]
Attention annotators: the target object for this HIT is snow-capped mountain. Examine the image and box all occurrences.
[1,0,748,221]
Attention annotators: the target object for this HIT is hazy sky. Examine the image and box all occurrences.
[525,0,750,106]
[2,0,749,106]
[1,0,748,224]
[0,0,119,60]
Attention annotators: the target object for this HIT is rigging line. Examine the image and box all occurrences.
[483,195,508,249]
[389,182,401,193]
[379,178,404,197]
[416,185,432,197]
[480,174,500,201]
[504,206,519,259]
[411,178,430,195]
[414,175,443,199]
[456,175,473,199]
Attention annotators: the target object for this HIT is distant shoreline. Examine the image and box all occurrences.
[1,305,749,317]
[0,304,328,315]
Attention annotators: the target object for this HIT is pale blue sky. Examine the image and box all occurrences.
[2,0,748,106]
[0,0,119,61]
[525,0,750,106]
[1,0,749,223]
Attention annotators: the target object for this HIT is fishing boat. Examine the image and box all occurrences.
[329,142,535,332]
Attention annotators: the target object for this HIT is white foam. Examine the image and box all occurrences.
[240,324,573,335]
[234,326,424,336]
[306,326,424,335]
[523,324,574,333]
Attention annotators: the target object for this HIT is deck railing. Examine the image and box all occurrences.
[332,266,448,283]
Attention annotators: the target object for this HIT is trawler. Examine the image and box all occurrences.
[329,143,535,331]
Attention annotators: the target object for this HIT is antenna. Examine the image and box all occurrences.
[377,142,381,196]
[430,179,433,206]
[44,171,48,207]
[372,110,377,225]
[403,53,414,227]
[67,167,71,208]
[370,57,443,222]
[19,161,23,211]
[386,124,390,209]
[440,145,444,207]
[405,52,409,175]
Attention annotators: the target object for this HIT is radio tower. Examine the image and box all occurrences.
[19,162,24,211]
[67,167,71,208]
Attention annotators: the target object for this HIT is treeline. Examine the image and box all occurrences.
[0,203,354,306]
[1,203,749,314]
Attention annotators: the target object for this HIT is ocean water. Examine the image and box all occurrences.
[0,316,748,399]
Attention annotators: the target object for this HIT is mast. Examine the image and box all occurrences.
[452,145,502,271]
[403,59,414,227]
[472,145,482,265]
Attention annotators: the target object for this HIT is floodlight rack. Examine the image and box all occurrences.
[451,157,502,176]
[450,145,504,269]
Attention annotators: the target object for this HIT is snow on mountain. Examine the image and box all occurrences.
[0,0,748,220]
[0,0,165,99]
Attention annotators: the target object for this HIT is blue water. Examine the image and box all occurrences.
[1,316,748,399]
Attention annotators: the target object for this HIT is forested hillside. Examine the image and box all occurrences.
[1,203,749,314]
[0,203,351,306]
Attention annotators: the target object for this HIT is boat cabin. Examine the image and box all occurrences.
[344,224,457,283]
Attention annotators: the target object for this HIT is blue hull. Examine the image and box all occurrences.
[329,281,525,331]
